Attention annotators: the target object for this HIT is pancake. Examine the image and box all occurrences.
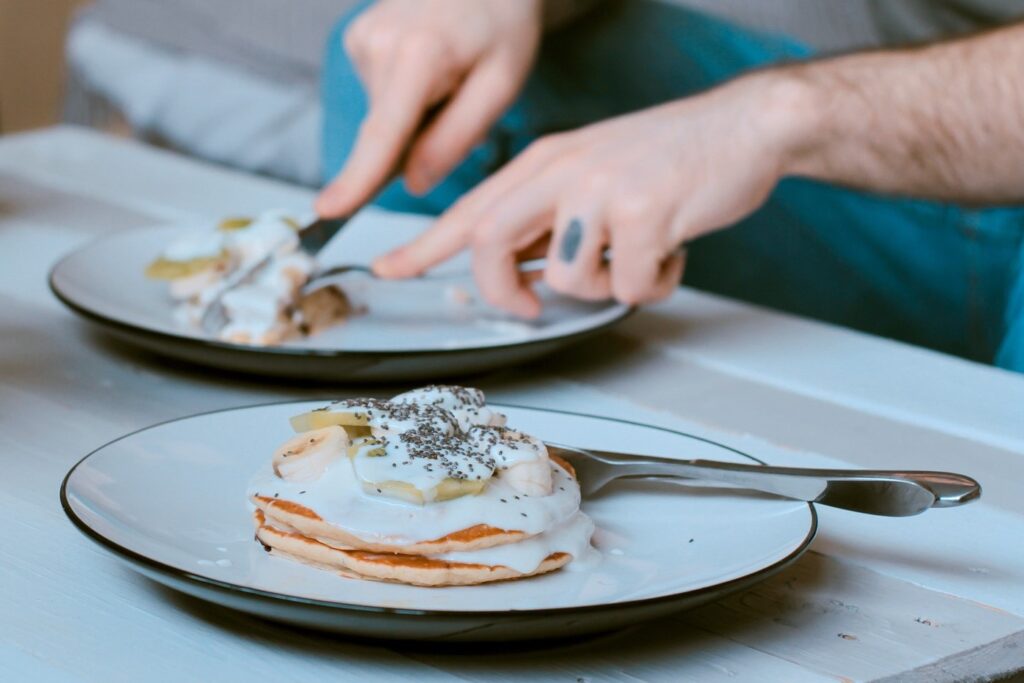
[254,510,570,587]
[250,455,576,555]
[252,495,529,554]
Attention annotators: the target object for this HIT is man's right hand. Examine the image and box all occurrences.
[315,0,545,218]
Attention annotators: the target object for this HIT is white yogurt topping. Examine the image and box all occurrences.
[228,216,299,269]
[392,386,507,431]
[219,251,314,343]
[433,512,597,573]
[162,230,226,261]
[248,456,581,544]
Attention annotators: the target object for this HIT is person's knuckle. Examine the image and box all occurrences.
[580,167,615,195]
[362,24,401,59]
[343,19,368,54]
[613,189,666,228]
[397,31,441,63]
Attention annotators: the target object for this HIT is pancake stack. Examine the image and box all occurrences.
[248,386,595,587]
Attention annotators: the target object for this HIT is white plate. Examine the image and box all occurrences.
[62,402,816,641]
[49,209,631,381]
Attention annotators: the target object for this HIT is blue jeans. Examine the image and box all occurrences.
[322,0,1024,372]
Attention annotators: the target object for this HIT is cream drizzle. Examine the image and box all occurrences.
[431,512,597,573]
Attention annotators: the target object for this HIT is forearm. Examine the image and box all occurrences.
[764,22,1024,204]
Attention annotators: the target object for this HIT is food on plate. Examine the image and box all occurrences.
[145,211,355,345]
[248,385,596,586]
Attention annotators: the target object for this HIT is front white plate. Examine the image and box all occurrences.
[63,402,815,625]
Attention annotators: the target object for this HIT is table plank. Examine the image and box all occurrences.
[679,551,1024,681]
[3,125,1024,681]
[621,296,1024,453]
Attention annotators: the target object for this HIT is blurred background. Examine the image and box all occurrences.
[0,0,90,133]
[2,1,1012,187]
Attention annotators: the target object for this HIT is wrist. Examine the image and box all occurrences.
[742,67,828,180]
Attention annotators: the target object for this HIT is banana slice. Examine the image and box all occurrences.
[467,426,553,496]
[217,217,253,231]
[359,476,489,505]
[145,251,230,280]
[503,459,554,496]
[348,434,491,504]
[272,425,349,482]
[167,261,231,300]
[290,405,373,437]
[290,399,457,438]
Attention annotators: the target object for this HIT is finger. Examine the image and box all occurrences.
[648,249,686,302]
[469,170,571,317]
[315,57,439,217]
[403,53,526,194]
[374,135,572,277]
[544,200,611,301]
[372,205,475,279]
[609,245,685,306]
[342,14,376,84]
[473,205,557,318]
[522,269,545,285]
[609,218,676,306]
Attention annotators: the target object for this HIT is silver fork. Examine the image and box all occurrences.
[302,248,627,293]
[200,217,350,335]
[547,444,981,517]
[298,256,550,295]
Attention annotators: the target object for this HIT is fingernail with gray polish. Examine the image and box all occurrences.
[559,218,583,262]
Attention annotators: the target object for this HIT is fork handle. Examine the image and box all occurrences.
[691,459,978,515]
[592,451,980,517]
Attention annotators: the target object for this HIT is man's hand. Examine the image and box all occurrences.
[373,75,809,317]
[315,0,544,218]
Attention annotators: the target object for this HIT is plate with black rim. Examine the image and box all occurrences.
[61,401,816,642]
[49,208,632,382]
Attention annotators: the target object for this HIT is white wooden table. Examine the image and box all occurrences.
[2,126,1023,683]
